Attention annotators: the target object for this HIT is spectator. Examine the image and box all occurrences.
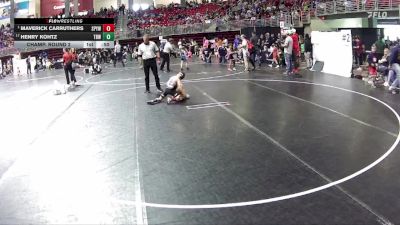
[203,37,209,48]
[389,43,400,93]
[203,44,212,63]
[26,55,32,78]
[354,36,363,66]
[378,48,390,86]
[367,45,378,77]
[223,37,228,47]
[227,45,237,71]
[63,48,74,87]
[78,51,85,65]
[233,35,241,50]
[240,34,252,71]
[304,33,313,69]
[179,45,189,70]
[218,44,227,64]
[250,32,258,65]
[375,36,386,60]
[290,29,300,74]
[114,40,125,67]
[70,48,78,85]
[160,38,173,73]
[269,43,280,68]
[265,33,271,47]
[282,30,293,75]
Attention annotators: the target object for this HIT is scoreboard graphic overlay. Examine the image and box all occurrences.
[14,18,115,49]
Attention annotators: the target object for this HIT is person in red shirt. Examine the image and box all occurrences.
[354,36,363,66]
[272,43,279,68]
[290,29,301,74]
[69,48,77,86]
[63,48,78,87]
[63,48,73,86]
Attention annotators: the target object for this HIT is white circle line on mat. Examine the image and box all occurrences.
[140,78,400,209]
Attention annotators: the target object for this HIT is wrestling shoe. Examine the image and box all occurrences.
[144,90,151,94]
[157,89,163,93]
[147,99,162,105]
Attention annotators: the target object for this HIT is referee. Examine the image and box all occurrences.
[114,40,125,67]
[139,34,163,93]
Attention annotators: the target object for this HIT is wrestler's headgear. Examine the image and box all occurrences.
[178,71,186,80]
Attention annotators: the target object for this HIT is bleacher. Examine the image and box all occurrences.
[128,3,225,29]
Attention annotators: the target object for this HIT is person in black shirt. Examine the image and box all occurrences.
[250,32,258,65]
[218,45,227,63]
[304,34,313,69]
[265,33,270,46]
[204,45,212,63]
[26,55,32,78]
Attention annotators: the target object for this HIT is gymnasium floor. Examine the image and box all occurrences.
[0,58,399,225]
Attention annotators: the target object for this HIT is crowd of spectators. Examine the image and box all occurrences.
[0,24,13,49]
[192,30,309,74]
[127,2,225,29]
[0,58,13,79]
[354,35,400,93]
[51,6,119,24]
[127,0,313,30]
[0,0,10,5]
[223,0,311,21]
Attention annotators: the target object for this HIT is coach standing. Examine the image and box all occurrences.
[63,48,73,86]
[139,34,163,94]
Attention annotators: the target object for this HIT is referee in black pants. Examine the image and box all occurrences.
[139,34,163,94]
[160,38,173,72]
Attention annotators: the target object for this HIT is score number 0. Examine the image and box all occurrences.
[103,24,115,32]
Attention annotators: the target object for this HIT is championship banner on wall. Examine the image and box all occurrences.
[40,0,93,17]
